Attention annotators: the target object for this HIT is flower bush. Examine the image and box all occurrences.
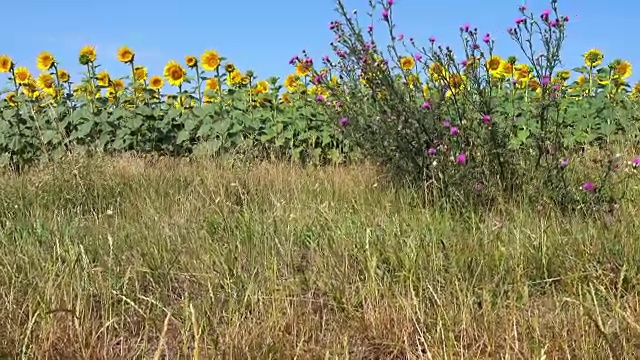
[1,0,640,213]
[292,0,640,212]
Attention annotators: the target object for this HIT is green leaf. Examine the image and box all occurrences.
[176,130,191,144]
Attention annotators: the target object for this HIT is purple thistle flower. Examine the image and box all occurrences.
[541,76,551,86]
[316,95,325,102]
[483,33,491,43]
[482,114,491,125]
[414,53,423,61]
[631,157,640,168]
[339,117,349,127]
[421,102,431,110]
[456,153,467,165]
[450,126,459,135]
[559,158,570,169]
[582,182,596,193]
[427,147,437,156]
[442,120,451,127]
[382,9,389,20]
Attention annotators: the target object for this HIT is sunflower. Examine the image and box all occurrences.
[37,72,56,95]
[36,51,55,71]
[200,50,221,71]
[295,61,311,77]
[111,79,125,94]
[3,92,17,106]
[0,55,12,73]
[528,78,541,92]
[514,64,531,82]
[134,65,147,82]
[22,79,40,99]
[117,46,135,63]
[224,62,235,73]
[284,74,301,92]
[428,62,447,83]
[422,84,430,99]
[205,77,220,92]
[185,55,197,68]
[148,75,164,90]
[399,56,415,71]
[556,69,571,81]
[583,48,604,68]
[279,92,292,104]
[96,70,111,87]
[79,45,97,64]
[252,80,270,95]
[55,68,70,83]
[575,74,588,88]
[14,66,31,84]
[499,61,514,78]
[445,73,466,98]
[227,69,244,86]
[485,55,503,75]
[612,59,632,79]
[631,81,640,99]
[163,60,186,86]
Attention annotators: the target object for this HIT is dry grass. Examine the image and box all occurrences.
[1,153,639,359]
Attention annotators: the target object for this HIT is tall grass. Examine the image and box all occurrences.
[0,154,639,359]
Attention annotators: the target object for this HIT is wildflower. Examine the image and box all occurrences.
[0,55,12,73]
[316,94,325,102]
[429,36,436,43]
[582,182,596,193]
[559,158,570,168]
[515,17,526,25]
[200,50,221,71]
[382,9,389,20]
[630,157,640,168]
[163,60,186,86]
[461,23,470,32]
[583,49,604,68]
[397,34,404,41]
[540,75,551,86]
[483,33,491,43]
[427,147,437,156]
[442,120,451,127]
[36,51,55,71]
[117,46,135,63]
[185,55,197,68]
[421,102,431,110]
[79,45,97,65]
[148,75,164,90]
[414,53,423,62]
[482,114,491,125]
[450,126,459,135]
[456,153,467,164]
[339,117,349,127]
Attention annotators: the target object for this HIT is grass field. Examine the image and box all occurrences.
[1,154,639,359]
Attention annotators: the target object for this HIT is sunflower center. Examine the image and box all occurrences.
[170,67,183,80]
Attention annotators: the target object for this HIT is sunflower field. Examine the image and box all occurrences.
[2,0,640,209]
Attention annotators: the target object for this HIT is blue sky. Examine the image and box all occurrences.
[2,0,637,89]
